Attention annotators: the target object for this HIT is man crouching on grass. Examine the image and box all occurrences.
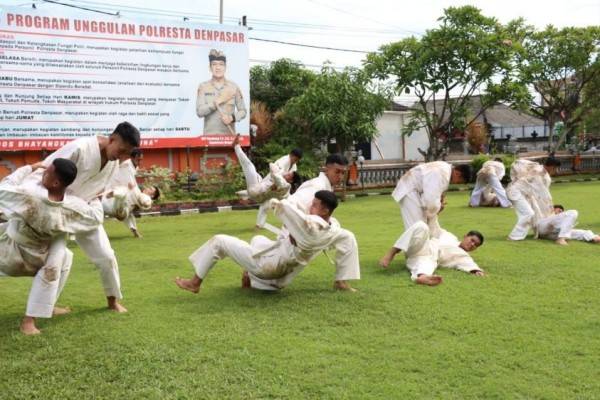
[379,221,485,286]
[175,190,360,293]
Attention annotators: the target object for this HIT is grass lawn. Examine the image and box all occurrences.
[1,181,599,399]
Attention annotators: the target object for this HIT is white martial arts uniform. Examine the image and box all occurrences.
[0,166,103,318]
[255,153,298,228]
[22,137,124,299]
[245,172,360,290]
[392,221,482,281]
[507,160,553,240]
[189,198,357,290]
[536,210,597,242]
[469,161,511,207]
[391,161,452,238]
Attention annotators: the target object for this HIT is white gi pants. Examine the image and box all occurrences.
[256,202,269,228]
[393,221,437,280]
[75,225,122,299]
[399,191,426,232]
[470,174,511,207]
[507,187,535,240]
[537,210,597,241]
[235,145,261,188]
[26,249,73,318]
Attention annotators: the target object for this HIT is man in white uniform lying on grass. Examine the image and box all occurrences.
[536,204,600,245]
[378,221,485,286]
[233,135,301,226]
[21,121,140,313]
[0,159,103,335]
[175,190,356,293]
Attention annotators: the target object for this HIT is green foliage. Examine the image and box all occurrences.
[250,59,316,113]
[517,25,600,151]
[2,182,600,398]
[365,6,529,160]
[276,66,390,152]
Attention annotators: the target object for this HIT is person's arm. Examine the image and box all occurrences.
[0,165,33,188]
[196,84,217,117]
[41,139,82,167]
[233,88,247,122]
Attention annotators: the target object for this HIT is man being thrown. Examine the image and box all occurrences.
[0,159,103,335]
[469,158,511,208]
[21,121,140,313]
[233,135,300,226]
[378,221,485,286]
[392,161,452,238]
[175,190,352,293]
[536,204,600,245]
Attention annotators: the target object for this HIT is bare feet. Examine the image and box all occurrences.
[555,238,568,246]
[241,271,251,289]
[174,276,201,294]
[131,228,142,238]
[379,248,400,269]
[232,134,241,147]
[333,280,357,292]
[415,274,443,286]
[20,317,41,335]
[52,306,72,316]
[107,296,128,313]
[592,236,600,243]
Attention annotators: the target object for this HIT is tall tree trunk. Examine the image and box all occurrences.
[547,116,555,153]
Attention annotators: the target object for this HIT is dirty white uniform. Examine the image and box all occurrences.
[393,221,482,281]
[102,159,150,231]
[507,160,553,240]
[246,172,360,290]
[255,153,298,227]
[469,161,511,207]
[189,198,354,290]
[392,161,452,238]
[536,210,597,242]
[0,166,103,318]
[21,137,124,299]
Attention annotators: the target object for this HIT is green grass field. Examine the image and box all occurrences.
[1,182,599,399]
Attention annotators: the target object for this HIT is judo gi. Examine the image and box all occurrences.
[189,198,356,290]
[536,210,598,242]
[391,161,452,238]
[469,160,511,207]
[0,165,103,318]
[21,137,124,299]
[393,221,482,281]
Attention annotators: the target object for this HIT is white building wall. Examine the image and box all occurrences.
[371,111,428,161]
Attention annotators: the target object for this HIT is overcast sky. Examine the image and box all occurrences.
[1,0,598,103]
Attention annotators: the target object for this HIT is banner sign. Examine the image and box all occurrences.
[0,6,250,150]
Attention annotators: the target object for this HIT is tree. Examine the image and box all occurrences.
[250,59,316,113]
[275,66,390,153]
[364,6,529,160]
[517,26,600,152]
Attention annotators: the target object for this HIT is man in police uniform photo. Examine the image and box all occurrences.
[196,49,247,135]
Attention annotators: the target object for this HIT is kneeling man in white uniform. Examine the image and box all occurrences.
[536,204,600,245]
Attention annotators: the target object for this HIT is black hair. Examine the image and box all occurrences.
[455,164,472,183]
[325,154,348,166]
[314,190,338,214]
[52,158,78,187]
[112,122,140,148]
[493,157,503,163]
[290,148,303,159]
[289,172,303,195]
[554,204,564,211]
[466,230,484,246]
[130,148,143,158]
[149,185,160,201]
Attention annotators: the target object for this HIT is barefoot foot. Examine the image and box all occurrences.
[241,271,251,289]
[415,274,443,286]
[174,277,201,294]
[334,280,357,292]
[52,306,72,316]
[555,238,568,246]
[20,317,41,336]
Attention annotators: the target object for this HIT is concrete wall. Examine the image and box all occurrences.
[371,111,428,161]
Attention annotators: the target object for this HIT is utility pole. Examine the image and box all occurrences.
[219,0,223,24]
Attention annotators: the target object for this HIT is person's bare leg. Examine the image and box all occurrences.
[130,228,142,238]
[592,236,600,244]
[241,271,251,289]
[53,306,71,316]
[333,280,357,292]
[232,133,240,147]
[174,275,203,294]
[555,238,568,246]
[415,274,443,286]
[379,247,401,269]
[20,316,41,335]
[107,296,128,312]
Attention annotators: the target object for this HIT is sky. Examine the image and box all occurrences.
[1,0,599,103]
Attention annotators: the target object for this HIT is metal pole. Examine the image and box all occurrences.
[219,0,223,24]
